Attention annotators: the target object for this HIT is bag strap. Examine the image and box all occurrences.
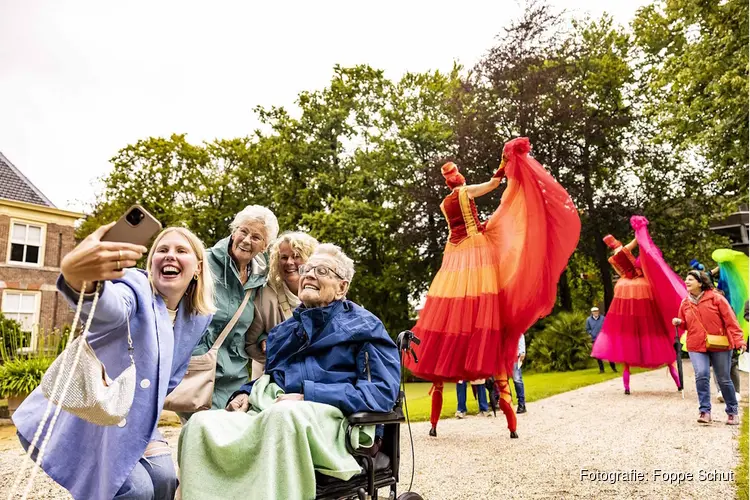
[126,316,134,365]
[276,285,293,318]
[209,289,252,352]
[12,281,100,499]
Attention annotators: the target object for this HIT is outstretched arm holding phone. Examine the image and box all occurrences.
[61,221,148,293]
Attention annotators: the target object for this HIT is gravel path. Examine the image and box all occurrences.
[1,365,745,499]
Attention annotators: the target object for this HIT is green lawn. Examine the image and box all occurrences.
[737,406,748,500]
[401,363,648,422]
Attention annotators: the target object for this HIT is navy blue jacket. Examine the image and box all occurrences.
[585,314,605,340]
[236,299,400,416]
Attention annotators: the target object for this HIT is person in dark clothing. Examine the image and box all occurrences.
[586,307,616,373]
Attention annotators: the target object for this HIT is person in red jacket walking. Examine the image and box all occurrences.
[673,270,747,425]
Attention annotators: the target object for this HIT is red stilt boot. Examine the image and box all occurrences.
[494,372,518,438]
[428,382,443,437]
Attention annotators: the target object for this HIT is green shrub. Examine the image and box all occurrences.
[0,357,55,397]
[0,314,25,362]
[35,325,71,357]
[527,311,592,372]
[0,312,71,363]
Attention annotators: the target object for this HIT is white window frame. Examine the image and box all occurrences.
[1,289,42,352]
[6,218,46,268]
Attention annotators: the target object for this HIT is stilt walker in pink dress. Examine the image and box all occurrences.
[592,216,685,394]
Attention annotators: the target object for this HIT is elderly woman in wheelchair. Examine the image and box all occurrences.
[178,243,416,500]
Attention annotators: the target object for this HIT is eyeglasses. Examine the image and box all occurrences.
[235,228,265,243]
[298,264,345,280]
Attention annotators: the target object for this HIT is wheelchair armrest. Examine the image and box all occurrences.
[347,407,404,426]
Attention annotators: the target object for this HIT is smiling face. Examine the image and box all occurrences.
[298,255,348,308]
[230,221,267,268]
[685,274,702,295]
[150,230,200,307]
[278,241,305,294]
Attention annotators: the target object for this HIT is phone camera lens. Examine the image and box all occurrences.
[126,208,145,226]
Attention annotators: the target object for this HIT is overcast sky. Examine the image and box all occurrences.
[0,0,650,212]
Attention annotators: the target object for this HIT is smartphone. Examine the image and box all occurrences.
[101,205,163,247]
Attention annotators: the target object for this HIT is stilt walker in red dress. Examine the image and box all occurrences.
[405,138,581,438]
[592,216,684,394]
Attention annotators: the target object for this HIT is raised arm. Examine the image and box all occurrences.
[61,222,147,293]
[465,177,502,199]
[57,222,147,331]
[465,157,507,199]
[625,238,638,252]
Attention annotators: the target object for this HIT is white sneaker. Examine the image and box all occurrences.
[454,411,466,419]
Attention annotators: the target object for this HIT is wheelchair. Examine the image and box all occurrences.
[315,331,423,500]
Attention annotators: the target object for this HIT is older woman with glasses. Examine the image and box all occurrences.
[191,205,279,410]
[245,231,319,379]
[180,244,401,499]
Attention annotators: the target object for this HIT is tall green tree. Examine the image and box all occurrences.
[78,134,262,246]
[472,4,636,309]
[633,0,749,197]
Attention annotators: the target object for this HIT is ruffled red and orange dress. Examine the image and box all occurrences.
[406,138,581,383]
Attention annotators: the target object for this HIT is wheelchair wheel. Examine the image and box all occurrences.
[396,493,423,500]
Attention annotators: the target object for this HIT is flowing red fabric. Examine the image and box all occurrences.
[631,215,687,336]
[405,137,581,381]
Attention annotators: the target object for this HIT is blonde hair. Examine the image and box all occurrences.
[268,231,319,291]
[146,227,217,316]
[229,205,279,249]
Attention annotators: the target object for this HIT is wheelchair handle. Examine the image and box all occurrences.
[397,330,420,364]
[396,330,420,350]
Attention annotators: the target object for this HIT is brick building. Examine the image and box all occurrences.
[0,152,84,340]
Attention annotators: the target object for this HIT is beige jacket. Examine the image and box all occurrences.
[245,283,299,363]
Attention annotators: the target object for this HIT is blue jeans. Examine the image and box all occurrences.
[513,363,526,405]
[456,382,489,412]
[689,350,738,415]
[114,454,178,500]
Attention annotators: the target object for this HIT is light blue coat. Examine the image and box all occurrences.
[13,269,212,500]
